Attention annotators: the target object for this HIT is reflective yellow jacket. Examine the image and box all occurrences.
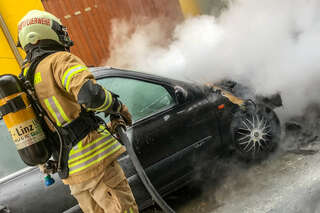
[25,51,125,185]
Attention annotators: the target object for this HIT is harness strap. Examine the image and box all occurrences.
[60,111,100,146]
[0,95,26,116]
[55,110,103,179]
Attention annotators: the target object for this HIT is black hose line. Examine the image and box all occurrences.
[116,126,175,213]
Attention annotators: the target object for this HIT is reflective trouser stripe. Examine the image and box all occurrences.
[68,140,122,175]
[71,141,82,151]
[68,134,114,162]
[62,65,88,92]
[69,134,110,156]
[44,96,71,127]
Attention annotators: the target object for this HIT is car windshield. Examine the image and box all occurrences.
[0,121,26,179]
[98,77,175,122]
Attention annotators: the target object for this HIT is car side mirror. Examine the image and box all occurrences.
[174,86,187,104]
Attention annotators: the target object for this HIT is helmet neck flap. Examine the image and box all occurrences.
[24,40,66,64]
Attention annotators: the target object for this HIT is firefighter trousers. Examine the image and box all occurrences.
[69,161,138,213]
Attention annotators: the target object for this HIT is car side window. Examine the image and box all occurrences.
[0,121,26,179]
[98,77,175,122]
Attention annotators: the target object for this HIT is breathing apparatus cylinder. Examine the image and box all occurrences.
[0,74,50,166]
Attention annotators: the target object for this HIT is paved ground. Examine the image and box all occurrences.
[143,110,320,213]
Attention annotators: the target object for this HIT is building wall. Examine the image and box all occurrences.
[0,0,44,75]
[179,0,200,17]
[0,0,203,73]
[197,0,228,15]
[42,0,184,67]
[178,0,227,16]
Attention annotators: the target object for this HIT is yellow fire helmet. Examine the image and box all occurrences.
[17,10,73,51]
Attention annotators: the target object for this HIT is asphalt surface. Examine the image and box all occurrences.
[143,111,320,213]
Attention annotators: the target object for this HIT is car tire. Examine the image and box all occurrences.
[230,104,281,160]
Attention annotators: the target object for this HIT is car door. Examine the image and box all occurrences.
[0,118,77,213]
[97,74,220,190]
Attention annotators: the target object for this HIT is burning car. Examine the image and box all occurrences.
[0,67,281,213]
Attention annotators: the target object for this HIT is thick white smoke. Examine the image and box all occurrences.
[106,0,320,118]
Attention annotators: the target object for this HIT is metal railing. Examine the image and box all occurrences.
[0,12,23,68]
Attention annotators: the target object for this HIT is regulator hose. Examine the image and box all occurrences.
[116,126,175,213]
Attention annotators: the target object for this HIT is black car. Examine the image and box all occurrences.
[0,67,281,213]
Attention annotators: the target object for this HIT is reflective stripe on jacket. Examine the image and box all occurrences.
[124,207,135,213]
[87,88,113,112]
[26,51,125,184]
[44,96,71,127]
[62,64,88,92]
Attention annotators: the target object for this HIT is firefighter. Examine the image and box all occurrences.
[17,10,138,213]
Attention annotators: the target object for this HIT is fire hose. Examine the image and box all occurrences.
[116,126,175,213]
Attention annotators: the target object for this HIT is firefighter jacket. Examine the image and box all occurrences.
[24,51,126,185]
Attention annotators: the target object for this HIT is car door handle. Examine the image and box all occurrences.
[193,136,212,148]
[0,205,10,213]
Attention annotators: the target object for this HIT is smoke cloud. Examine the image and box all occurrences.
[106,0,320,119]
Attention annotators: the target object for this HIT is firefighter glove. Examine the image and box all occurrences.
[119,104,132,126]
[108,116,126,134]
